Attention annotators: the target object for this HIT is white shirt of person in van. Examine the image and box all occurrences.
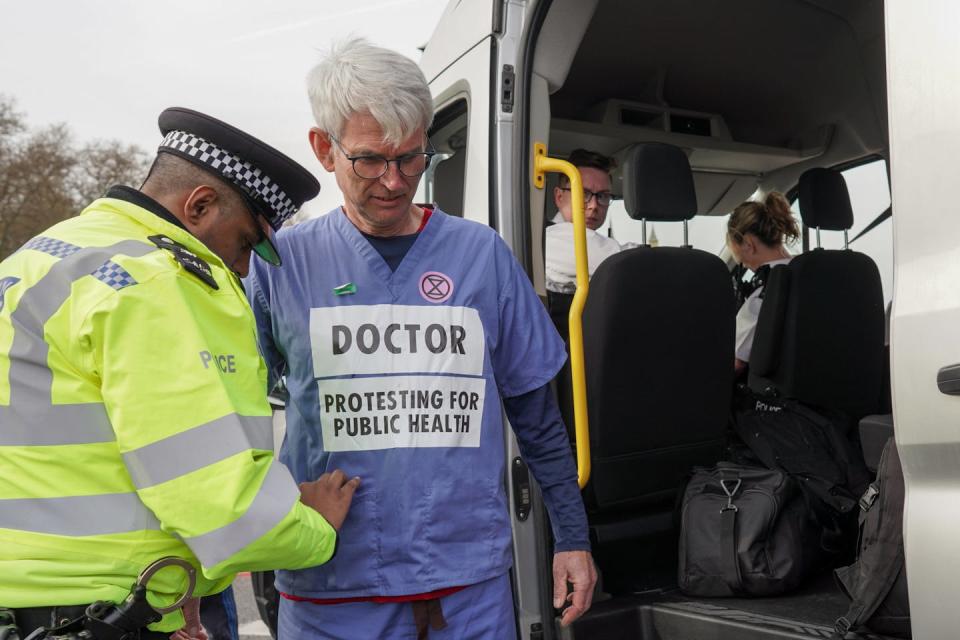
[735,257,793,362]
[545,212,633,293]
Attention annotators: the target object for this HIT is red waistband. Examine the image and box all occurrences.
[280,585,466,605]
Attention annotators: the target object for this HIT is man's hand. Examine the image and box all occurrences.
[169,596,207,640]
[299,469,361,531]
[553,550,597,627]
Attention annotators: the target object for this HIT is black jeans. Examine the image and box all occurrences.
[198,587,238,640]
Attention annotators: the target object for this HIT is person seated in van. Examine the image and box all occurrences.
[545,149,632,294]
[727,192,800,375]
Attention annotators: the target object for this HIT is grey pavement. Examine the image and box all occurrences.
[237,411,283,640]
[234,573,272,640]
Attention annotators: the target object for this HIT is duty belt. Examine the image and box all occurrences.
[4,557,196,640]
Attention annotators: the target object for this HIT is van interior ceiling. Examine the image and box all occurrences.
[532,0,886,211]
[526,1,892,638]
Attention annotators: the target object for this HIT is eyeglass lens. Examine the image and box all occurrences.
[352,153,432,179]
[562,187,612,206]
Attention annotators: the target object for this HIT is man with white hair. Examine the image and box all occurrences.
[245,38,596,638]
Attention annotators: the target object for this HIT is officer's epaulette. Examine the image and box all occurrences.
[148,235,219,290]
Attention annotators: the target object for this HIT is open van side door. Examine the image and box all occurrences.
[887,2,960,636]
[421,2,559,637]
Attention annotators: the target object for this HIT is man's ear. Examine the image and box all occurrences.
[553,186,564,210]
[309,128,336,172]
[182,185,219,229]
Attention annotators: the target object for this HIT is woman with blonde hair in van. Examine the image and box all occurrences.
[727,192,800,375]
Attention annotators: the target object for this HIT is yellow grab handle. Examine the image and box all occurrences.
[533,142,590,488]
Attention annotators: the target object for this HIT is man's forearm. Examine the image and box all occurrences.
[503,384,590,551]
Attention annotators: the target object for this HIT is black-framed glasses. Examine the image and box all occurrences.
[559,186,613,207]
[330,136,435,179]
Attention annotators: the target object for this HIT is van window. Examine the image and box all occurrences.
[605,202,731,253]
[424,99,468,218]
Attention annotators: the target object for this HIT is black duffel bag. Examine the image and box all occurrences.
[730,386,872,557]
[678,462,821,597]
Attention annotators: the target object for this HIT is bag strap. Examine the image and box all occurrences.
[833,439,908,638]
[833,550,905,639]
[719,474,743,594]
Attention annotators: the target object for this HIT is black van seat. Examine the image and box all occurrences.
[582,143,733,542]
[548,290,577,440]
[547,290,574,342]
[859,413,894,471]
[748,168,885,420]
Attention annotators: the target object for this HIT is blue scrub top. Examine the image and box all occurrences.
[246,207,568,598]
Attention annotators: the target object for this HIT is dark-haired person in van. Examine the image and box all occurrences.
[727,192,800,375]
[545,149,635,295]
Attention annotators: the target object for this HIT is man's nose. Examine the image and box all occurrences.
[379,162,406,190]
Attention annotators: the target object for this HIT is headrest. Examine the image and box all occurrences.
[622,143,697,221]
[798,168,853,231]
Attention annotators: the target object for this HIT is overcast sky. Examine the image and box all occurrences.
[0,0,449,216]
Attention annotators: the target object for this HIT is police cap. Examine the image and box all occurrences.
[157,107,319,232]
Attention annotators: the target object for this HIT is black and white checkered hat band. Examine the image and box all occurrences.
[159,130,298,228]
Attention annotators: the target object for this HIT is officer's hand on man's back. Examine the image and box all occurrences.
[299,469,361,531]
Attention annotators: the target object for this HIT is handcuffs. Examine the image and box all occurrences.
[22,557,196,640]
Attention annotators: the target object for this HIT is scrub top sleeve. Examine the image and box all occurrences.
[503,384,590,552]
[492,240,567,397]
[244,262,286,392]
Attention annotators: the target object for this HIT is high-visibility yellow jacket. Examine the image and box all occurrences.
[0,190,336,631]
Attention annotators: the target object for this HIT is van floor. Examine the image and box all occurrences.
[571,571,898,639]
[570,537,898,640]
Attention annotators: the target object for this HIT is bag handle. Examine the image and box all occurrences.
[719,475,743,594]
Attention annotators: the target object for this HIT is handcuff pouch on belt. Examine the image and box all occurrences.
[17,558,196,640]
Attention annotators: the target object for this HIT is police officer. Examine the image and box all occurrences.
[726,191,799,375]
[0,108,359,639]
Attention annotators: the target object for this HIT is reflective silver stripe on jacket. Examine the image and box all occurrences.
[0,238,155,446]
[123,414,274,489]
[183,461,300,568]
[0,492,161,535]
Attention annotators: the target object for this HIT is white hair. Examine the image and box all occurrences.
[306,37,434,146]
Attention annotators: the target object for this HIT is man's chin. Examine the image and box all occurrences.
[367,198,413,220]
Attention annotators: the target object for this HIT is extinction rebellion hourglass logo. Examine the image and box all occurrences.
[419,271,453,303]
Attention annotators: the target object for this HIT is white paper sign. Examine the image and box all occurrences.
[318,375,486,451]
[311,305,488,451]
[311,304,485,378]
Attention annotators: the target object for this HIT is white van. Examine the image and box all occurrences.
[413,1,958,638]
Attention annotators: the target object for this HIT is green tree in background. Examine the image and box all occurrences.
[0,97,151,259]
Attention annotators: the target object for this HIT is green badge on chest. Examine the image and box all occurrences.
[333,282,357,296]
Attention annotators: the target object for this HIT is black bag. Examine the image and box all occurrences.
[0,609,19,640]
[731,387,872,555]
[678,463,821,596]
[833,437,911,639]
